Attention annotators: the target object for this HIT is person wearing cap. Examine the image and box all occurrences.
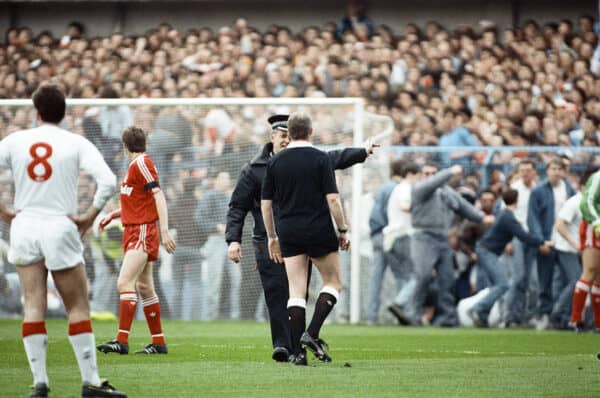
[225,114,374,362]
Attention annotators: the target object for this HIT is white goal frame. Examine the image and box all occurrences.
[0,97,367,324]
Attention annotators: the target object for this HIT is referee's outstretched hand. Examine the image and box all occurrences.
[268,237,283,264]
[339,232,350,251]
[364,138,380,155]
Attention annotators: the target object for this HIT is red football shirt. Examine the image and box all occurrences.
[120,154,160,225]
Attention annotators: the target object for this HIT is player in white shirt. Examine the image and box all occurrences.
[551,189,583,329]
[384,160,419,325]
[0,84,126,398]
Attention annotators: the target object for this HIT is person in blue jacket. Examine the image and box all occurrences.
[468,188,553,327]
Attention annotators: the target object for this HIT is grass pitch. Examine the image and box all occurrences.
[1,319,598,397]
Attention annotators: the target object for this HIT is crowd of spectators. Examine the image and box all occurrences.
[0,13,599,150]
[0,12,600,324]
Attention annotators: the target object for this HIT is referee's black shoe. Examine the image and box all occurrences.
[289,350,308,366]
[81,380,127,397]
[29,383,49,398]
[300,332,332,362]
[96,340,129,355]
[272,346,290,362]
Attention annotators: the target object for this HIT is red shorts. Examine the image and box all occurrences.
[579,220,600,251]
[123,223,159,261]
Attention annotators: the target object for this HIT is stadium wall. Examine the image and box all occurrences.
[0,0,594,38]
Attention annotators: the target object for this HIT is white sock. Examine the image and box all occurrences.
[23,334,49,386]
[68,333,101,386]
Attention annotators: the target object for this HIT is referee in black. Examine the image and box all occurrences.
[226,114,373,362]
[261,112,351,366]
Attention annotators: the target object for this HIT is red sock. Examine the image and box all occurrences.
[571,279,591,323]
[142,296,165,346]
[68,320,93,335]
[592,285,600,329]
[116,291,138,344]
[22,321,47,337]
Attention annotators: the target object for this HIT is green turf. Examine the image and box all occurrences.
[1,319,598,397]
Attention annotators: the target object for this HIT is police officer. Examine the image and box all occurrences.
[225,114,374,362]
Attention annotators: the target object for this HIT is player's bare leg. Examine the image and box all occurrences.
[135,261,167,354]
[572,248,600,332]
[586,249,600,331]
[52,263,127,396]
[52,264,98,386]
[17,261,50,396]
[301,252,342,362]
[98,249,147,354]
[284,254,310,364]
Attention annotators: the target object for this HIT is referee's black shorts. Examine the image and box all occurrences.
[280,233,338,259]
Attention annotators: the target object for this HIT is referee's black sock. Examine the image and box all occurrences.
[287,298,306,356]
[307,286,339,339]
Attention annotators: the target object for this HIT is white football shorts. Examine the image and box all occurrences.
[8,212,84,270]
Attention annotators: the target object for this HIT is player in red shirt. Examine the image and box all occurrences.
[97,126,176,355]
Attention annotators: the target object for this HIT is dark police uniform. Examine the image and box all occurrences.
[225,142,366,353]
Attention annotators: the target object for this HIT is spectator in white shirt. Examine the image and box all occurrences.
[384,161,420,325]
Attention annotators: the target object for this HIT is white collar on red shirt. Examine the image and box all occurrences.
[286,140,313,148]
[129,153,146,166]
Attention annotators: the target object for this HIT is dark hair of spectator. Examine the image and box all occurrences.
[68,21,85,36]
[579,15,594,27]
[390,158,406,177]
[502,188,519,206]
[122,126,147,153]
[401,161,420,178]
[480,189,497,198]
[100,85,119,99]
[526,110,544,121]
[32,83,66,123]
[518,158,535,168]
[36,30,54,43]
[523,19,540,31]
[543,22,559,32]
[482,26,498,37]
[422,162,439,172]
[287,113,312,140]
[560,19,573,28]
[546,157,565,170]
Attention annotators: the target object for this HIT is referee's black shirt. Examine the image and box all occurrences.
[261,143,338,245]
